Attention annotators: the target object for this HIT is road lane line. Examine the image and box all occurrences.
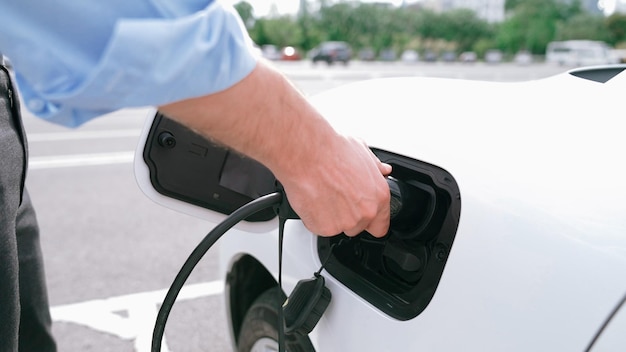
[28,151,135,169]
[50,281,224,352]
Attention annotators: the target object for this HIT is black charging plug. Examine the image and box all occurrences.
[276,177,407,221]
[276,177,409,338]
[274,182,300,220]
[283,274,332,336]
[387,176,409,221]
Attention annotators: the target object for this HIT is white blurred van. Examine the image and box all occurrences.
[546,40,617,67]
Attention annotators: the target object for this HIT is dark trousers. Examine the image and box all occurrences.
[1,64,56,351]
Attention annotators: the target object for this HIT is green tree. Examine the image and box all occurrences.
[497,0,583,54]
[239,0,614,60]
[316,3,398,52]
[439,9,493,52]
[556,13,610,42]
[250,16,303,48]
[233,1,255,30]
[317,3,357,42]
[606,13,626,45]
[404,8,491,54]
[414,9,440,40]
[297,0,319,51]
[505,0,524,12]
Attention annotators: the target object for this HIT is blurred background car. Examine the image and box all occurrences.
[261,44,281,61]
[281,46,301,61]
[484,49,503,64]
[459,51,477,63]
[310,41,352,65]
[357,48,376,61]
[379,48,397,62]
[612,49,626,63]
[514,50,533,65]
[423,50,438,62]
[441,51,457,62]
[546,40,617,67]
[400,49,419,63]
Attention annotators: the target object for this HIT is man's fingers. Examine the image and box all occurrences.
[364,144,392,176]
[343,213,390,238]
[379,162,392,176]
[365,219,390,238]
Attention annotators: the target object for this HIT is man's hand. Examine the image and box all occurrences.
[159,59,391,237]
[277,136,392,237]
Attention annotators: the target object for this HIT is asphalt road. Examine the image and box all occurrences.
[22,61,569,352]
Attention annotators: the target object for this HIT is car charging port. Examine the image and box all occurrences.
[317,149,461,321]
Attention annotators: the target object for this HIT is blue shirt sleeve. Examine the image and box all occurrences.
[0,0,258,127]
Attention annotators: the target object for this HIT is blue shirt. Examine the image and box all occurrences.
[0,0,258,127]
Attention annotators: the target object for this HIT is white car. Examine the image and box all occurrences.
[136,65,626,352]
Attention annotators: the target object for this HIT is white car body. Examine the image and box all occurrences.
[135,65,626,351]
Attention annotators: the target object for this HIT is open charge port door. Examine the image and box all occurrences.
[142,113,278,222]
[317,149,461,321]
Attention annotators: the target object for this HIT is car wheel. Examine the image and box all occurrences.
[237,287,315,352]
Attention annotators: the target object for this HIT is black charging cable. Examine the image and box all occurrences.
[151,177,407,352]
[151,192,283,352]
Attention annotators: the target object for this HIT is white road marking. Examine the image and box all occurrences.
[28,151,135,169]
[51,281,224,352]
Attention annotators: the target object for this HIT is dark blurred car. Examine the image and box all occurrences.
[441,51,457,62]
[281,46,301,61]
[379,49,397,62]
[423,51,438,62]
[311,41,352,65]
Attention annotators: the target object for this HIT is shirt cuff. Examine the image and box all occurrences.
[22,1,258,127]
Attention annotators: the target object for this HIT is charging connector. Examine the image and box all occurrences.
[152,177,410,352]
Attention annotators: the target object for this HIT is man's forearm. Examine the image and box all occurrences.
[158,59,391,238]
[158,60,334,183]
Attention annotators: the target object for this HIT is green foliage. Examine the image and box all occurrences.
[439,9,494,52]
[250,16,303,48]
[473,38,497,58]
[504,0,523,12]
[606,13,626,44]
[233,1,255,29]
[496,0,604,54]
[556,13,610,42]
[235,0,619,58]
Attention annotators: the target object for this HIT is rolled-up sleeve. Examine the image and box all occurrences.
[13,1,258,127]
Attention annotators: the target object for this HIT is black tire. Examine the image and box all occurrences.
[237,287,315,352]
